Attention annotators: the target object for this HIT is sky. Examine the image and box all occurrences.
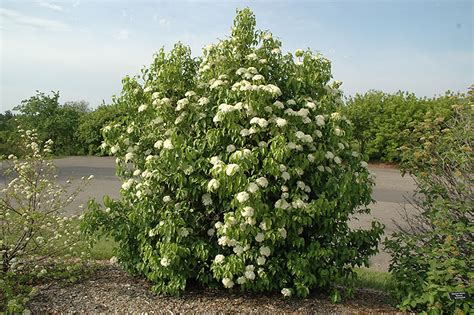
[1,0,473,112]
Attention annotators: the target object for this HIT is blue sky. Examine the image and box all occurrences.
[1,0,472,111]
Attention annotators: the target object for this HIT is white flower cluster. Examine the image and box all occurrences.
[209,78,227,90]
[222,277,234,288]
[281,288,292,297]
[227,144,236,153]
[213,103,241,123]
[315,115,325,126]
[274,117,287,127]
[152,96,171,107]
[236,191,250,203]
[231,80,281,97]
[138,104,148,112]
[242,206,254,217]
[226,163,240,176]
[284,107,312,124]
[176,98,189,111]
[160,257,171,267]
[296,181,311,193]
[207,179,220,191]
[286,142,303,151]
[275,198,290,210]
[260,84,282,96]
[295,131,313,143]
[202,193,212,206]
[305,101,317,109]
[250,117,268,128]
[255,177,268,188]
[229,149,252,161]
[185,90,196,98]
[122,178,135,190]
[198,97,209,106]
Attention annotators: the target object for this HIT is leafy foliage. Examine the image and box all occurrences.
[342,90,468,161]
[83,8,383,298]
[385,90,473,314]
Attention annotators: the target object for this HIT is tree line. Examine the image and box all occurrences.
[1,87,471,160]
[0,91,127,157]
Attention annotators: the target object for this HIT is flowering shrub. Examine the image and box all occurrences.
[0,128,91,312]
[84,8,383,298]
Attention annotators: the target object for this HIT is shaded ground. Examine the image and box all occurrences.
[27,262,402,314]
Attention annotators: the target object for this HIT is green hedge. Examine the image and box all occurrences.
[76,103,128,155]
[342,90,469,162]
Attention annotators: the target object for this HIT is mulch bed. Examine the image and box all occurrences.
[27,261,403,314]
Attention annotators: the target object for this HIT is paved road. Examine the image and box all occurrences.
[2,156,418,271]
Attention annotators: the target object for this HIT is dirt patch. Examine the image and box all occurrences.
[27,262,402,314]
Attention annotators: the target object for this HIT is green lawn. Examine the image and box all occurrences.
[90,237,117,260]
[354,267,395,293]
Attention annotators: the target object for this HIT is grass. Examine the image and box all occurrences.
[354,267,395,293]
[90,237,117,260]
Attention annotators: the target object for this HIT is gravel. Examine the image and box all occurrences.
[27,261,402,314]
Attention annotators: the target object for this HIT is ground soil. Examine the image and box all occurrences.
[27,261,403,314]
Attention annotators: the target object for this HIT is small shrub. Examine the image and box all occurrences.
[0,128,92,312]
[385,94,473,314]
[84,8,383,299]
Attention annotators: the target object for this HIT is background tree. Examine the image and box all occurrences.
[13,91,90,155]
[0,111,19,157]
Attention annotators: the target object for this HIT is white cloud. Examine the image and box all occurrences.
[121,8,134,22]
[38,1,64,12]
[159,18,170,27]
[153,15,170,27]
[115,29,130,40]
[0,8,68,31]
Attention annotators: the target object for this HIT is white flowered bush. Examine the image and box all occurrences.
[84,8,383,298]
[1,128,91,275]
